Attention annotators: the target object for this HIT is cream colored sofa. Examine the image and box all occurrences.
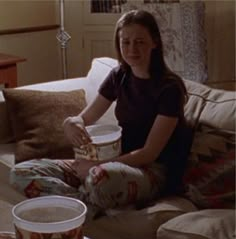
[0,57,235,239]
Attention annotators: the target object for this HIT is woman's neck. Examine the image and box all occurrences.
[131,67,150,79]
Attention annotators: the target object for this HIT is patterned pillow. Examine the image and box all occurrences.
[183,124,235,209]
[121,1,208,83]
[3,89,87,163]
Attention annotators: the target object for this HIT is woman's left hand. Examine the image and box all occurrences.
[72,159,100,181]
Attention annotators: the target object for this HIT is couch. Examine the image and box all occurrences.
[0,57,235,239]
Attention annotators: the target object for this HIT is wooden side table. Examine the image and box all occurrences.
[0,53,26,88]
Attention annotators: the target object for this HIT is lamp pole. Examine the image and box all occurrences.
[56,0,71,79]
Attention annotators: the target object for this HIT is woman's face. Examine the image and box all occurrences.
[119,23,157,74]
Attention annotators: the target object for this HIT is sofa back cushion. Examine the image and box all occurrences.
[156,209,235,239]
[200,89,235,131]
[183,79,236,131]
[1,57,235,143]
[3,88,87,163]
[87,57,235,132]
[86,57,118,125]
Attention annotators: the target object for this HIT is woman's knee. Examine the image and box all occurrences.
[84,162,134,208]
[84,162,167,208]
[85,162,123,190]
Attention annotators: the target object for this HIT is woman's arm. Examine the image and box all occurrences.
[74,114,179,180]
[63,94,112,146]
[80,94,112,126]
[105,115,178,167]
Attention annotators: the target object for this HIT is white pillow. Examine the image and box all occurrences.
[156,209,235,239]
[86,57,119,125]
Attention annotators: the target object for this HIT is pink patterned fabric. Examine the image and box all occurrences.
[183,124,235,209]
[10,159,166,212]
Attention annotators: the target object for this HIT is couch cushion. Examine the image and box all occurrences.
[183,79,236,131]
[0,144,15,189]
[0,144,15,168]
[86,58,236,131]
[0,200,14,232]
[0,144,26,205]
[183,79,211,127]
[3,88,87,163]
[200,89,236,131]
[85,196,197,239]
[86,57,118,125]
[156,209,235,239]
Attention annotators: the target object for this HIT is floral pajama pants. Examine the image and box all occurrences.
[10,159,166,211]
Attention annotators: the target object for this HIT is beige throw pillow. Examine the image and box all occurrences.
[156,209,235,239]
[3,89,87,163]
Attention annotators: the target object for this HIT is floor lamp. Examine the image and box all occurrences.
[56,0,71,79]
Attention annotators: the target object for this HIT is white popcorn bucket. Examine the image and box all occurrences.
[12,196,87,239]
[74,124,122,161]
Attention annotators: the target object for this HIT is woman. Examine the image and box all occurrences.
[10,10,192,213]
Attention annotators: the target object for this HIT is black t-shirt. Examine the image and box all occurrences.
[99,66,193,193]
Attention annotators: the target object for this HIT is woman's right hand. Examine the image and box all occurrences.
[63,116,92,146]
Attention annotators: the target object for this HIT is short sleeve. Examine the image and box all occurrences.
[158,83,184,117]
[98,66,124,101]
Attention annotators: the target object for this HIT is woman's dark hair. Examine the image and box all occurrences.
[114,10,166,77]
[114,10,188,113]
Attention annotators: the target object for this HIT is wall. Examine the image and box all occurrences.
[0,1,57,30]
[66,0,235,89]
[64,0,84,79]
[0,0,234,89]
[0,0,61,86]
[205,0,235,90]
